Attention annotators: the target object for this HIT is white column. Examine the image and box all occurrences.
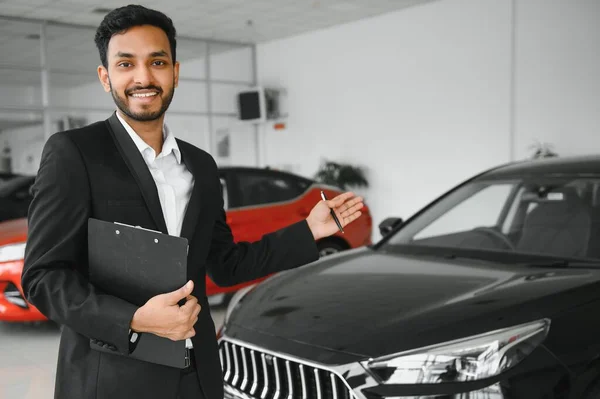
[40,22,52,140]
[205,41,214,155]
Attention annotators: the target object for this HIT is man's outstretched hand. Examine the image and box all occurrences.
[306,191,364,241]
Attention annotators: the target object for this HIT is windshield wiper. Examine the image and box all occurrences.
[387,245,600,268]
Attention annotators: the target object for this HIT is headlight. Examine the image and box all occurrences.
[0,242,26,263]
[363,318,550,385]
[223,284,256,325]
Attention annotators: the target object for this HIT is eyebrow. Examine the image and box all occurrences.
[150,50,169,57]
[115,51,134,59]
[114,50,169,59]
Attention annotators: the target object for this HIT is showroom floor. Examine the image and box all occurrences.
[0,308,226,398]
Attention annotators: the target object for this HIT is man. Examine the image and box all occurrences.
[21,4,364,399]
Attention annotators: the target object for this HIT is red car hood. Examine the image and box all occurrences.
[0,218,28,245]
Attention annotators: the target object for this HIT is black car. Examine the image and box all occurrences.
[219,155,600,399]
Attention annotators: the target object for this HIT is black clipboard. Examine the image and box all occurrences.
[87,218,189,368]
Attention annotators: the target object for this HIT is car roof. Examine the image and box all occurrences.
[478,155,600,180]
[3,168,315,183]
[219,166,315,182]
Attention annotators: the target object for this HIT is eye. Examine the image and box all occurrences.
[118,62,132,68]
[152,60,167,66]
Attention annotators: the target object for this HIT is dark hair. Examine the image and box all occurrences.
[94,4,177,68]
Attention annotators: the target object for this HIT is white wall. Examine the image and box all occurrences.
[257,0,513,240]
[514,0,600,159]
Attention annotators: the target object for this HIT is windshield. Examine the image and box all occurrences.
[385,176,600,263]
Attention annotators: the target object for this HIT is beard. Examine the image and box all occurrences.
[110,81,175,122]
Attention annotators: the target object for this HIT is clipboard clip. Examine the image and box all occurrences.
[114,222,162,234]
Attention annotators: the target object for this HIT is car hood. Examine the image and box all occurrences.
[0,218,28,245]
[225,247,600,361]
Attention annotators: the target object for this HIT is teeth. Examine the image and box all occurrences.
[131,92,158,98]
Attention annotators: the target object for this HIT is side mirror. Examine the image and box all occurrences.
[379,217,403,236]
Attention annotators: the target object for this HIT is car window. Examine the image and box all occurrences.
[236,171,305,207]
[500,186,526,234]
[414,184,514,240]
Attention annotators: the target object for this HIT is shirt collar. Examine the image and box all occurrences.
[115,111,181,164]
[161,124,182,164]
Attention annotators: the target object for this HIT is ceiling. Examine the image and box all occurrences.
[0,0,435,44]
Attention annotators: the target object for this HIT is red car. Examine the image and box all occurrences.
[0,167,372,322]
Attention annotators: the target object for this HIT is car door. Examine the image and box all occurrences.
[226,169,308,242]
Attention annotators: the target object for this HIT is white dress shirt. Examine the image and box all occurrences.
[117,112,195,349]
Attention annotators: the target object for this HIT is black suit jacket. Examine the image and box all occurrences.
[21,112,319,399]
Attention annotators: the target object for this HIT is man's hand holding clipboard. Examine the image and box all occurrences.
[130,279,200,342]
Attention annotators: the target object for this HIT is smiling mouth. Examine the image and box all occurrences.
[129,92,159,98]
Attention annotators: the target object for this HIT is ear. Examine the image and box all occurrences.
[173,61,180,88]
[97,65,111,93]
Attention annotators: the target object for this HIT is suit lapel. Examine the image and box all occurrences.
[105,112,169,234]
[178,141,203,243]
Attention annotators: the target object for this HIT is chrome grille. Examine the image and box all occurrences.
[220,340,356,399]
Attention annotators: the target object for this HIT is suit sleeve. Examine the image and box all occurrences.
[206,172,320,287]
[22,132,138,355]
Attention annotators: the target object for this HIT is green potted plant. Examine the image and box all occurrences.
[313,159,369,190]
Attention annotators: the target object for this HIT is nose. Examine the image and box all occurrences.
[134,65,153,87]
